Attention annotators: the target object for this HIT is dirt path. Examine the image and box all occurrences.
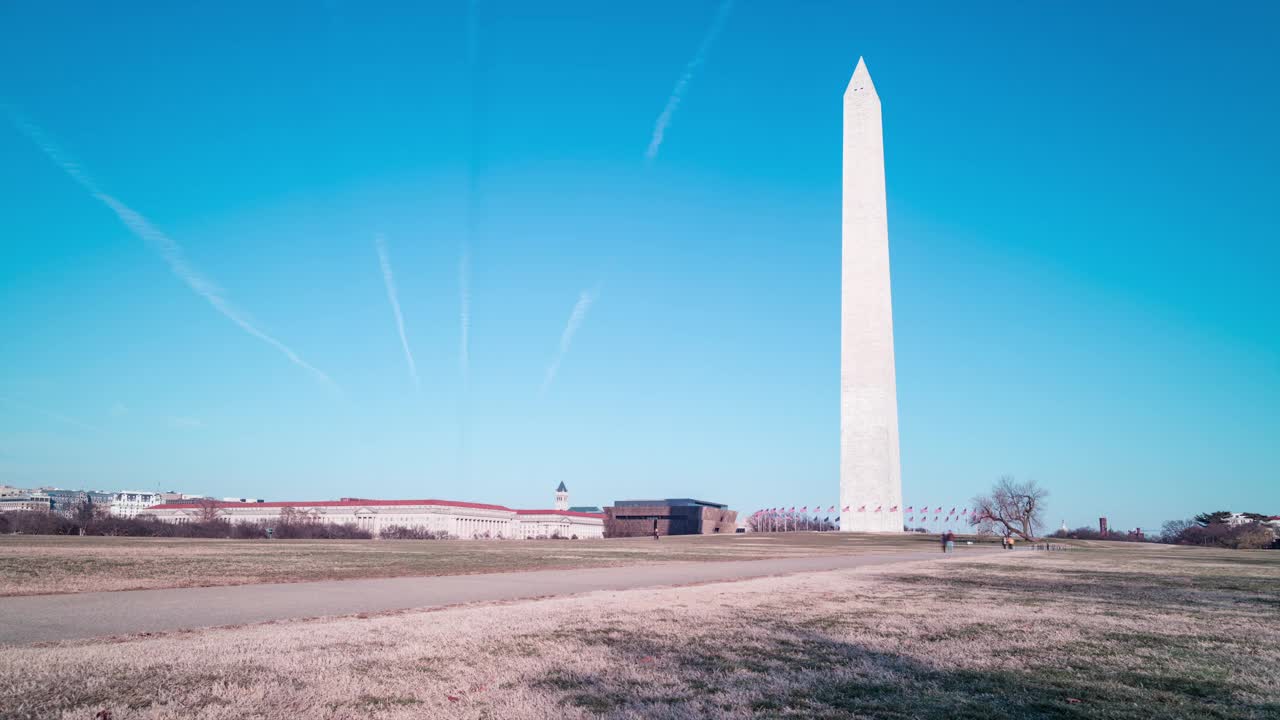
[0,548,992,644]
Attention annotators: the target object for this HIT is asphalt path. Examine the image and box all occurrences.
[0,549,987,645]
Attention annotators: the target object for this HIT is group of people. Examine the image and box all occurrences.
[1001,535,1017,550]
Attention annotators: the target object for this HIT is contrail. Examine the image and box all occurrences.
[374,235,420,390]
[8,112,337,389]
[645,0,734,162]
[540,289,598,396]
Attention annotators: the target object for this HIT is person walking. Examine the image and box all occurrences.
[944,530,956,554]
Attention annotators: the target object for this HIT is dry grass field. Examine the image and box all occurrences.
[2,542,1276,719]
[0,532,952,596]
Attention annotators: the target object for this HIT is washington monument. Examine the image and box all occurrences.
[839,57,903,533]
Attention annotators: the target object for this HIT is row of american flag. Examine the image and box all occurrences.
[750,506,976,523]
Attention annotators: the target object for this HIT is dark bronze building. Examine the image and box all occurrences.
[603,499,737,537]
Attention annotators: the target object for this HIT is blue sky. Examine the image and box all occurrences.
[1,1,1275,531]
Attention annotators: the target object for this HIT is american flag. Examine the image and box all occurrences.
[889,505,898,512]
[875,506,883,512]
[857,505,866,512]
[842,506,850,512]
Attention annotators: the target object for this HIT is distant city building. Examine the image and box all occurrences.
[0,493,52,513]
[554,482,569,512]
[160,492,206,504]
[1217,512,1280,540]
[1222,511,1280,528]
[221,498,265,503]
[45,489,113,517]
[0,485,27,497]
[1099,517,1109,536]
[603,499,737,537]
[109,491,165,519]
[143,486,604,540]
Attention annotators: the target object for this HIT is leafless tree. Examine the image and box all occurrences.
[71,496,105,522]
[1160,519,1195,543]
[278,506,319,525]
[195,497,224,524]
[969,476,1048,541]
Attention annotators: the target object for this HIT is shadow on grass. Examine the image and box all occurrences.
[536,622,1277,720]
[527,550,1279,718]
[889,564,1279,612]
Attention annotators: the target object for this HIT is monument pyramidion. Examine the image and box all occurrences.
[839,57,904,533]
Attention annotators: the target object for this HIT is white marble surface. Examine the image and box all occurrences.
[840,58,903,533]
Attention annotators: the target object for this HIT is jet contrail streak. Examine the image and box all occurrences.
[8,113,337,389]
[645,0,734,162]
[540,289,598,396]
[375,235,420,390]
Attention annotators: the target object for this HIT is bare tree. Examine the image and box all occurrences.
[279,506,318,525]
[278,506,301,526]
[969,476,1047,541]
[1160,519,1195,543]
[195,497,224,524]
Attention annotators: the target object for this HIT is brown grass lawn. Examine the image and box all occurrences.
[0,531,954,596]
[2,542,1277,719]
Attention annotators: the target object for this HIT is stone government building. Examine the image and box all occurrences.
[603,499,737,537]
[143,483,605,539]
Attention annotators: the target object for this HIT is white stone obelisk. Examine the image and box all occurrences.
[839,57,903,533]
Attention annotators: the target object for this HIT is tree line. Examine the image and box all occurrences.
[0,510,376,539]
[1158,511,1278,550]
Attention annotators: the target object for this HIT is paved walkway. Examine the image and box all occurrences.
[0,549,983,645]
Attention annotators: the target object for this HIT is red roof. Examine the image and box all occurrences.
[146,498,514,513]
[145,499,605,519]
